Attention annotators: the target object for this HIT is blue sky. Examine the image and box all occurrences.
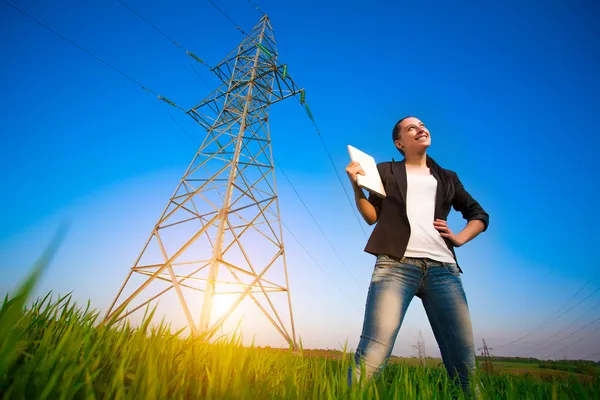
[1,0,599,360]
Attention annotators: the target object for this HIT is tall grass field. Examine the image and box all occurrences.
[1,242,598,399]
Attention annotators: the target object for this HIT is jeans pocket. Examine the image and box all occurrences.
[444,263,461,277]
[375,254,395,269]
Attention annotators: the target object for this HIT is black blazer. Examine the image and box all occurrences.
[364,156,489,271]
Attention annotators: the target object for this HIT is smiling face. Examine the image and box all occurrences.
[393,117,431,156]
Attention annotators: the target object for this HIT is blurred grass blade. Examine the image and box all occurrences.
[0,223,68,378]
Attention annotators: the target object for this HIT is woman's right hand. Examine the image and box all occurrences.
[346,161,365,184]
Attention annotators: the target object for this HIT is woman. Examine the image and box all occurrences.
[345,116,489,393]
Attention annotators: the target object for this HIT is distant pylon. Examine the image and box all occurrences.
[478,338,494,373]
[101,15,304,350]
[412,330,427,367]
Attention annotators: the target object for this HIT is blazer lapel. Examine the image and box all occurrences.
[392,159,407,205]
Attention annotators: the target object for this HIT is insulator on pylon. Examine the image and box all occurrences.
[159,96,178,108]
[282,64,288,79]
[257,43,273,58]
[304,104,313,120]
[187,51,204,64]
[300,89,305,104]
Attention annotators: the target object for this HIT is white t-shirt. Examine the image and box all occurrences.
[403,170,456,263]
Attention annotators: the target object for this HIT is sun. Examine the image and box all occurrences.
[210,289,239,322]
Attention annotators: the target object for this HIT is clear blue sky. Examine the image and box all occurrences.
[1,0,599,361]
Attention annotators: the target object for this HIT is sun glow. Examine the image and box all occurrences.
[210,290,240,322]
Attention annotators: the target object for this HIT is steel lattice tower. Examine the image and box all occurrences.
[101,15,303,349]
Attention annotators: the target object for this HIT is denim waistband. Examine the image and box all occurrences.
[383,255,452,268]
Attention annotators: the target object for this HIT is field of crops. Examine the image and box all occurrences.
[1,252,599,399]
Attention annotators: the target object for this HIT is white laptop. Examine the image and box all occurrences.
[347,145,386,198]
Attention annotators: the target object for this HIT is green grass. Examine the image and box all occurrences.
[1,239,599,399]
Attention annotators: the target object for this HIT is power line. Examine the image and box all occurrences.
[117,0,212,71]
[166,109,200,144]
[280,220,357,307]
[546,323,600,360]
[538,286,600,329]
[118,0,181,51]
[4,0,185,112]
[297,100,371,240]
[188,59,212,90]
[247,0,266,16]
[496,274,598,349]
[117,0,215,91]
[532,314,600,356]
[525,298,600,356]
[206,0,247,35]
[276,162,361,288]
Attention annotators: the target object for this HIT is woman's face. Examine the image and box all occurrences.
[395,117,431,155]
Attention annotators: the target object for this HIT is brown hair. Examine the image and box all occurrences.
[392,116,413,156]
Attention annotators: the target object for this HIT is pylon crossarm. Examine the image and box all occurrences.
[190,67,298,118]
[189,103,274,133]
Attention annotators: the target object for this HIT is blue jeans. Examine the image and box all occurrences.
[348,254,476,393]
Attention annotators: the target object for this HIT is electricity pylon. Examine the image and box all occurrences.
[412,330,427,367]
[101,15,304,350]
[478,339,494,373]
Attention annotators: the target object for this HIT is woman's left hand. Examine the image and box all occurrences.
[434,219,464,247]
